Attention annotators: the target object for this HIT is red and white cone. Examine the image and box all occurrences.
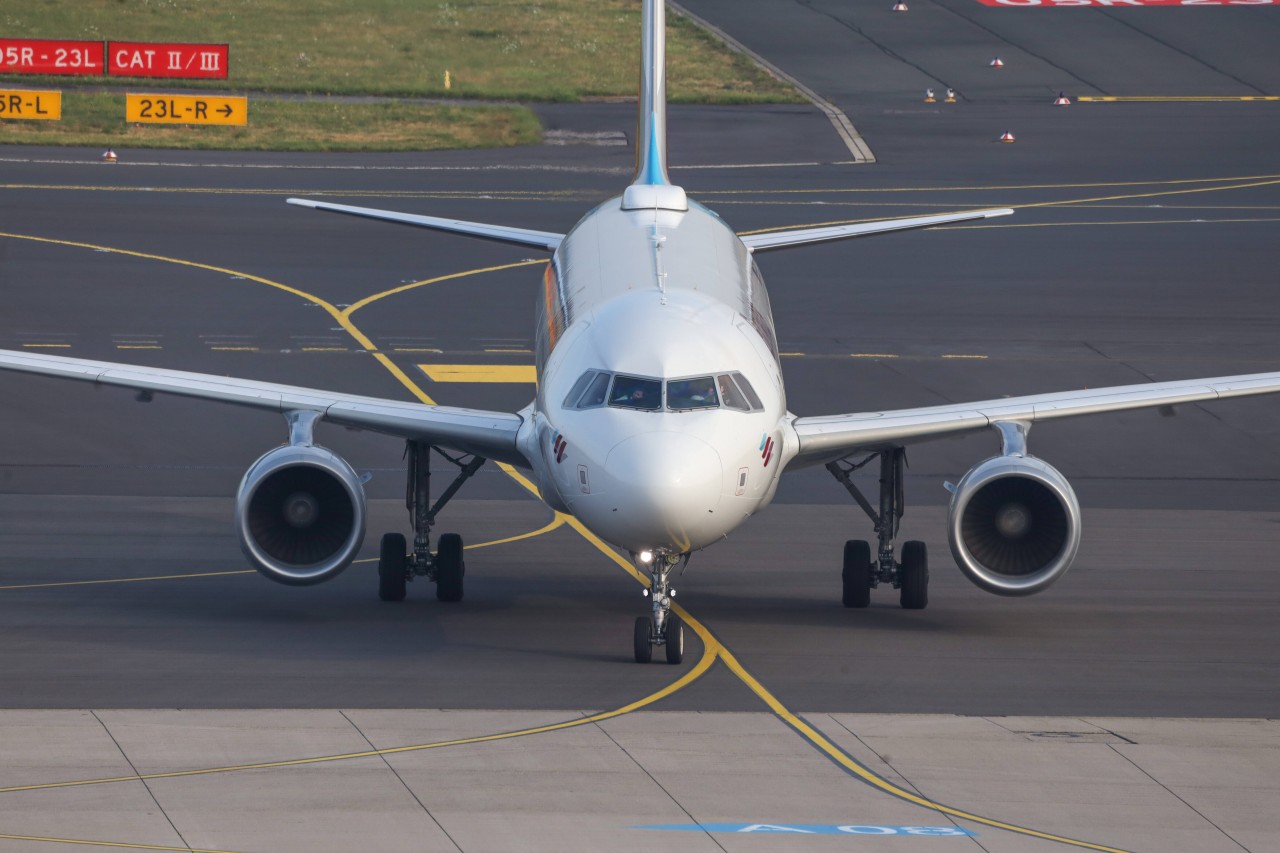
[892,1,909,10]
[989,56,1005,68]
[101,149,118,163]
[1053,92,1071,106]
[998,130,1016,143]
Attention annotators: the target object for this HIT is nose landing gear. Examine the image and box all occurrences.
[633,551,686,664]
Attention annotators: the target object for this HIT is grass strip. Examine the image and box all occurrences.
[0,0,802,104]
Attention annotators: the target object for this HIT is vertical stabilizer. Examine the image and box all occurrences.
[623,0,688,211]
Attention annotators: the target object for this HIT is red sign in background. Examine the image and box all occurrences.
[975,0,1277,5]
[0,39,104,76]
[108,42,228,79]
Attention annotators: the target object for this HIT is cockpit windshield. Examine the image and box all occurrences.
[609,375,663,411]
[666,376,718,410]
[562,370,764,413]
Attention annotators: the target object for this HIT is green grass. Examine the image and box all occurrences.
[0,92,543,151]
[0,0,802,103]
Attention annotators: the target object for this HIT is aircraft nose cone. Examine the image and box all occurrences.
[603,431,723,551]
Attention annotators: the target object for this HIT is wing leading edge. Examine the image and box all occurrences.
[740,208,1014,252]
[286,198,564,251]
[788,371,1280,469]
[0,349,528,466]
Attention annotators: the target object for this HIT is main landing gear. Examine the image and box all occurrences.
[633,550,686,664]
[827,447,928,610]
[378,440,485,603]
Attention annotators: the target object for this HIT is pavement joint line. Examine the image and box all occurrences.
[1103,742,1249,850]
[0,230,1134,853]
[339,710,465,853]
[91,710,194,853]
[945,216,1280,231]
[1079,95,1279,102]
[591,718,730,853]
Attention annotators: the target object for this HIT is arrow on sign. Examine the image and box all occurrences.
[218,103,233,117]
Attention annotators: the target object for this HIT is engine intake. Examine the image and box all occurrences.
[947,454,1081,596]
[235,444,366,585]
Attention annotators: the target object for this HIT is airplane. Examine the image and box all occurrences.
[2,0,1278,666]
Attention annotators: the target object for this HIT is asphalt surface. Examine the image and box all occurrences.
[1,0,1278,726]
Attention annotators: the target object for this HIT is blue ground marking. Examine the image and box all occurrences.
[632,823,975,836]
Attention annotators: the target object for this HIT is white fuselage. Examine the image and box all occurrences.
[516,196,792,554]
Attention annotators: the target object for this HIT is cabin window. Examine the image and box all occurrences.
[666,376,718,410]
[609,375,663,411]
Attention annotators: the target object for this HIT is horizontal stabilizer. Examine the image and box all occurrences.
[740,208,1014,252]
[287,198,563,251]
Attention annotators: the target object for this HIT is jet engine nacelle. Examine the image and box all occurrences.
[235,444,366,586]
[947,454,1081,596]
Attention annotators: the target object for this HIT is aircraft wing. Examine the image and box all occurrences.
[740,208,1014,252]
[287,198,563,251]
[0,349,528,466]
[787,371,1280,469]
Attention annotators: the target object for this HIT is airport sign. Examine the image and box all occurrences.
[126,94,247,126]
[108,42,228,79]
[0,89,61,120]
[0,39,104,76]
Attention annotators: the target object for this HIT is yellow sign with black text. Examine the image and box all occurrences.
[126,93,246,125]
[0,89,61,120]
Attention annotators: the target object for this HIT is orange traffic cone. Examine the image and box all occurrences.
[998,130,1016,143]
[892,1,909,10]
[989,56,1005,68]
[924,88,936,103]
[101,149,118,163]
[1053,92,1071,105]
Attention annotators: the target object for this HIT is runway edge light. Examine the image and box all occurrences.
[999,130,1016,143]
[101,148,118,162]
[946,88,957,103]
[990,56,1005,68]
[1054,92,1071,105]
[924,88,936,103]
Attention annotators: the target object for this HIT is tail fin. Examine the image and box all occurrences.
[624,0,687,211]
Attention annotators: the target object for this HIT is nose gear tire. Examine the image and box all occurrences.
[634,616,654,663]
[663,614,684,664]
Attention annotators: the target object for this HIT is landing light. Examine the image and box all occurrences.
[639,549,654,564]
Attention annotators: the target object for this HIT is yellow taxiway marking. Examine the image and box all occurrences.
[116,345,162,350]
[300,346,348,352]
[0,642,718,795]
[942,354,988,360]
[209,346,258,351]
[20,343,71,348]
[1079,95,1280,103]
[420,364,537,384]
[710,172,1280,199]
[736,176,1280,237]
[0,833,242,853]
[0,233,1133,853]
[0,570,254,591]
[850,353,898,359]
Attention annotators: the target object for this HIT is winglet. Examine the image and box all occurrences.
[623,0,687,211]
